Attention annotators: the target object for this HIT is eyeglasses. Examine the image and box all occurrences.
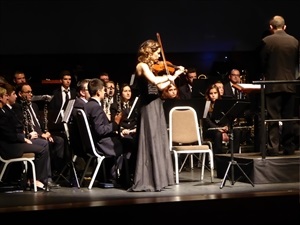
[22,91,33,94]
[230,74,240,77]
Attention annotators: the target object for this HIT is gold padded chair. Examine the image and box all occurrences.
[169,106,214,184]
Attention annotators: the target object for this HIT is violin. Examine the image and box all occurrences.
[152,61,187,75]
[152,61,176,75]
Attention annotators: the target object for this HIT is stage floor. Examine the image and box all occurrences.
[0,164,300,224]
[0,152,300,224]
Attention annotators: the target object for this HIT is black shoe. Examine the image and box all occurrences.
[266,150,279,156]
[38,185,50,192]
[47,181,61,189]
[31,184,50,192]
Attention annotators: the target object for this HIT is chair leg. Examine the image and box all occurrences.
[0,163,9,181]
[27,161,37,192]
[179,154,189,173]
[190,154,193,169]
[79,156,93,186]
[88,157,105,190]
[201,153,205,180]
[209,152,214,183]
[173,153,179,184]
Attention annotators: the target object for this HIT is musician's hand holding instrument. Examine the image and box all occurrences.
[29,131,38,139]
[41,131,53,142]
[154,33,186,90]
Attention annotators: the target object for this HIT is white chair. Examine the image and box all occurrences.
[74,109,106,190]
[0,153,37,192]
[169,106,214,184]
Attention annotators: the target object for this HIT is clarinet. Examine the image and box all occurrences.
[103,91,110,120]
[115,83,123,136]
[43,96,49,132]
[21,97,33,139]
[116,83,122,114]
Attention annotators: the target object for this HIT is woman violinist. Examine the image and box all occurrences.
[128,39,185,192]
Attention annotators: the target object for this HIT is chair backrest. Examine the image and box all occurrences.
[169,106,202,147]
[67,114,86,158]
[74,109,102,158]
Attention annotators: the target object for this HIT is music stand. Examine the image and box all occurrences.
[218,101,255,189]
[54,100,80,188]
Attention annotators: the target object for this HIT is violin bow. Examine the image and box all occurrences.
[156,33,170,75]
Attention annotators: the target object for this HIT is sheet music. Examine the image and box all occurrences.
[54,99,75,124]
[62,99,75,123]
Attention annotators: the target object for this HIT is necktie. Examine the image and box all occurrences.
[63,90,69,110]
[235,89,240,99]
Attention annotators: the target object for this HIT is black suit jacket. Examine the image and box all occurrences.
[49,87,76,110]
[84,98,122,157]
[12,101,43,135]
[223,81,235,98]
[179,84,192,99]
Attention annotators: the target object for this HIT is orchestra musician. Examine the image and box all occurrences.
[128,39,185,192]
[202,84,242,156]
[223,68,255,146]
[110,83,139,185]
[178,67,197,99]
[0,84,50,191]
[84,78,124,186]
[13,83,63,188]
[223,68,243,99]
[102,80,116,121]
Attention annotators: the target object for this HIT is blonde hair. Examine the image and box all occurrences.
[0,86,7,97]
[137,39,160,68]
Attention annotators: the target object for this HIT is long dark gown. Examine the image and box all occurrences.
[128,75,175,192]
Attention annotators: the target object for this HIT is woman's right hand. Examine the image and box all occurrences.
[167,75,175,82]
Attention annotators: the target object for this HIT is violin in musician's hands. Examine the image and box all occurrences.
[152,61,186,76]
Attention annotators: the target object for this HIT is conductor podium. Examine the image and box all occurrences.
[213,99,254,188]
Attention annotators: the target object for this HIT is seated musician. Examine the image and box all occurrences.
[223,68,255,146]
[13,83,63,188]
[202,84,242,156]
[110,83,138,182]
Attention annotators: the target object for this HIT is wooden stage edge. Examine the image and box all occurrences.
[215,150,300,184]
